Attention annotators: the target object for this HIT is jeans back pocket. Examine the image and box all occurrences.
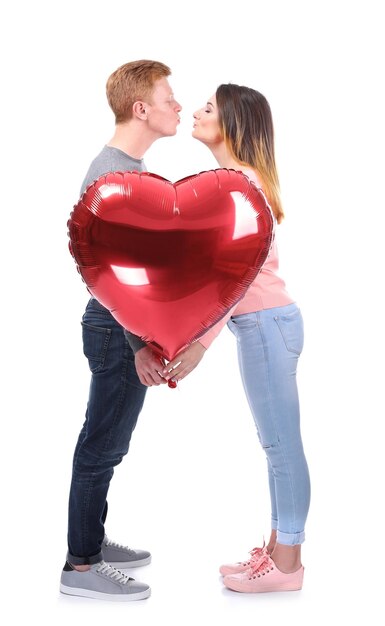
[81,322,112,373]
[273,306,304,355]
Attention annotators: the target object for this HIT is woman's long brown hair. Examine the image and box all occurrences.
[216,84,284,223]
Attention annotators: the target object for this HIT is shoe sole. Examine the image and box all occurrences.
[60,584,151,601]
[104,556,152,568]
[224,582,302,593]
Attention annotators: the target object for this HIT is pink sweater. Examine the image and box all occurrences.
[199,169,293,350]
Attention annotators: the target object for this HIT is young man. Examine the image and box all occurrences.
[61,60,182,601]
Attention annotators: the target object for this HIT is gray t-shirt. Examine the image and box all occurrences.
[80,145,146,194]
[81,145,147,354]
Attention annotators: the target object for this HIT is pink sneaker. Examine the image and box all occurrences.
[223,553,304,593]
[219,542,267,576]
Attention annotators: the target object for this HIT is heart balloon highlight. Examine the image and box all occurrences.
[68,169,274,360]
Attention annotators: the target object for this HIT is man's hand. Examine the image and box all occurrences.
[135,346,167,386]
[162,342,206,383]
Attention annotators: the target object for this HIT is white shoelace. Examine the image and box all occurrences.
[96,561,132,584]
[104,536,130,550]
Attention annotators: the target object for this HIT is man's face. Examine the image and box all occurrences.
[145,77,182,137]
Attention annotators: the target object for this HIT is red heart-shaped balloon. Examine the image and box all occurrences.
[68,169,273,360]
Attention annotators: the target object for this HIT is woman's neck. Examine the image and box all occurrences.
[209,143,261,187]
[209,143,241,170]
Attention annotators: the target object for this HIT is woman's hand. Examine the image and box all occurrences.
[162,342,206,383]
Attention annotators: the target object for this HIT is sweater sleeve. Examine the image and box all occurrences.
[125,306,237,354]
[197,303,238,349]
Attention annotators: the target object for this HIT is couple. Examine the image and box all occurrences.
[60,60,310,601]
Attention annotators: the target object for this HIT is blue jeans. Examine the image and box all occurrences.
[228,303,310,545]
[67,298,147,565]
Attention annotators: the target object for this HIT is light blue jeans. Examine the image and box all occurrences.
[228,303,310,545]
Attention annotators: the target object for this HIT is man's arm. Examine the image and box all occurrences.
[124,330,167,387]
[125,331,147,354]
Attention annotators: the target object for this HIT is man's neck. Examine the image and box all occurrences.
[107,122,156,160]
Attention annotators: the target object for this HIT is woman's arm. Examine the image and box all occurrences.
[162,303,238,382]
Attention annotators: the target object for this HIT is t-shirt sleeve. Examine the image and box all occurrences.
[124,330,148,354]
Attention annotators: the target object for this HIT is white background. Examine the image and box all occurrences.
[1,1,384,623]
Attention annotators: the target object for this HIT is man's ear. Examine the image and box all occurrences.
[132,101,147,120]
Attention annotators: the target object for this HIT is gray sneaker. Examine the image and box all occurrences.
[60,561,151,601]
[102,535,151,568]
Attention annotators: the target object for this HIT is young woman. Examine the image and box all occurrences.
[164,84,311,593]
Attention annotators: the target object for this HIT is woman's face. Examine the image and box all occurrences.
[192,93,223,146]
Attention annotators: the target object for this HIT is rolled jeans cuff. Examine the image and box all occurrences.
[276,530,305,546]
[67,550,103,566]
